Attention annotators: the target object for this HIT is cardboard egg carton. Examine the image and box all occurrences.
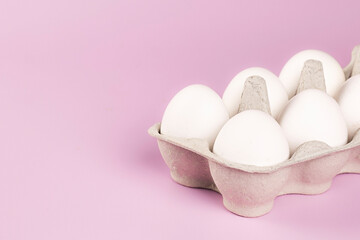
[148,45,360,217]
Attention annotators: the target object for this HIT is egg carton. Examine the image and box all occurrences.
[148,45,360,217]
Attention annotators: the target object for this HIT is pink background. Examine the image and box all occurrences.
[1,0,360,239]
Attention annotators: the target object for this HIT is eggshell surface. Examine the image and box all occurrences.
[213,110,290,167]
[279,50,345,97]
[279,89,348,154]
[161,84,229,148]
[337,75,360,140]
[222,67,288,118]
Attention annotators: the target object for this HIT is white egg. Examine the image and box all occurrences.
[161,84,229,148]
[278,89,348,154]
[213,110,289,167]
[279,50,345,97]
[337,75,360,139]
[222,67,288,119]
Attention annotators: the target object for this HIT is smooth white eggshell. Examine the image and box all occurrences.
[278,89,348,154]
[161,84,229,148]
[222,67,288,119]
[213,110,290,167]
[279,50,345,97]
[337,75,360,139]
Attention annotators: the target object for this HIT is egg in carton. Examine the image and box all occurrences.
[148,45,360,217]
